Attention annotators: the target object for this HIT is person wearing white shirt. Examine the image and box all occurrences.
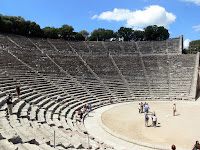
[152,115,157,127]
[138,103,141,113]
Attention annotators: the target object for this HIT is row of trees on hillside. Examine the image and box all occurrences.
[0,14,169,41]
[89,26,169,41]
[0,14,87,40]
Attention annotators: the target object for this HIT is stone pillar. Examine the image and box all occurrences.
[179,35,183,54]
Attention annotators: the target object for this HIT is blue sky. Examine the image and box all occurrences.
[0,0,200,48]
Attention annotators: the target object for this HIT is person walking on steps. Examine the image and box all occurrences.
[5,93,13,115]
[16,86,20,99]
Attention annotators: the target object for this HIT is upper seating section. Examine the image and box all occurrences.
[86,41,108,55]
[169,54,195,97]
[104,42,122,54]
[68,41,90,54]
[0,34,182,56]
[152,41,167,54]
[51,55,93,77]
[82,55,118,77]
[167,38,180,54]
[137,41,153,54]
[119,42,138,54]
[48,39,75,55]
[9,35,37,51]
[0,34,17,49]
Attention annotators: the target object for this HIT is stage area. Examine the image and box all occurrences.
[102,101,200,149]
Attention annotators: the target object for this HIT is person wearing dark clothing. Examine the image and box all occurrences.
[141,102,144,113]
[16,86,20,99]
[193,141,200,150]
[6,93,13,115]
[171,144,176,150]
[145,113,149,127]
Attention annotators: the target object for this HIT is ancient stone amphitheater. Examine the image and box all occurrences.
[0,34,199,150]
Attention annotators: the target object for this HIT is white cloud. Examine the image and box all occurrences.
[91,5,176,29]
[181,0,200,6]
[91,15,98,20]
[184,39,190,49]
[193,25,200,31]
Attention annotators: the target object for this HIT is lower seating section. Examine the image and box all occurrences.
[0,50,114,150]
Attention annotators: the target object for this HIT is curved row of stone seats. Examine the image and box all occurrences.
[167,38,180,54]
[8,35,38,51]
[142,55,169,97]
[86,41,108,55]
[50,54,93,77]
[47,53,113,101]
[29,37,54,51]
[119,41,138,54]
[6,114,85,149]
[113,55,150,99]
[152,40,167,54]
[82,55,131,99]
[10,49,62,74]
[0,50,74,104]
[68,41,90,53]
[46,75,102,104]
[32,94,113,149]
[137,41,153,54]
[104,42,122,54]
[30,38,68,57]
[0,79,110,150]
[76,77,113,100]
[0,34,17,49]
[48,39,75,54]
[169,54,195,98]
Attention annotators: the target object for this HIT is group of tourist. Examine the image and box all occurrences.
[4,86,20,115]
[138,102,177,128]
[138,102,157,127]
[138,102,150,113]
[76,103,92,121]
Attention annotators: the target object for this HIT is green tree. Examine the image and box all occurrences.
[117,27,133,41]
[104,30,114,40]
[59,24,74,40]
[132,30,145,41]
[90,28,105,41]
[75,32,85,41]
[144,25,169,41]
[79,30,89,41]
[42,27,59,39]
[29,22,44,37]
